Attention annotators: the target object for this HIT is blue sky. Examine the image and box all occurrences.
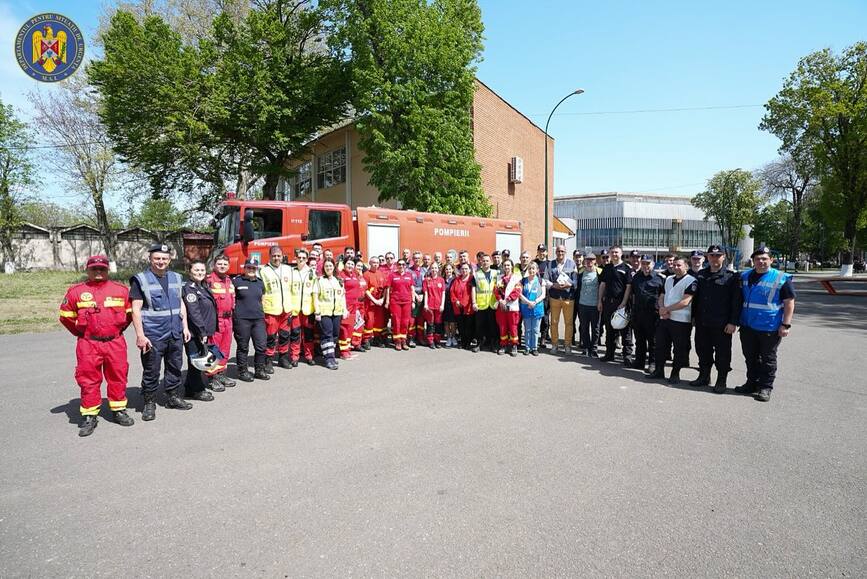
[2,0,865,205]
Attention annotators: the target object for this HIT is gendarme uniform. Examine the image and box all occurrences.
[738,249,795,400]
[182,279,218,400]
[652,271,697,383]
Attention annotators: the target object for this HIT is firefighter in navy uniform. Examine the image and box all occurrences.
[735,245,796,402]
[689,245,742,393]
[232,259,270,382]
[182,260,218,401]
[620,255,664,373]
[130,243,193,421]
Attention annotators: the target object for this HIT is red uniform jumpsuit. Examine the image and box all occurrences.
[363,268,387,344]
[449,275,475,349]
[408,266,426,343]
[494,274,522,347]
[338,270,362,358]
[423,276,445,346]
[355,273,368,348]
[205,271,235,375]
[387,271,414,348]
[59,281,132,416]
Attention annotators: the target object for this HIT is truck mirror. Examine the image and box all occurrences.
[242,209,255,243]
[300,233,309,241]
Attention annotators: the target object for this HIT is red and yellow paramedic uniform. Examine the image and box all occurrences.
[299,265,318,362]
[338,270,363,357]
[387,271,414,349]
[423,276,446,346]
[260,263,293,360]
[59,280,132,416]
[355,273,368,348]
[363,267,388,343]
[205,271,235,375]
[494,273,522,347]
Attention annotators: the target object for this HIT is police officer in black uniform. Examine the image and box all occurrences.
[689,245,742,393]
[598,245,634,365]
[232,259,270,382]
[182,260,218,400]
[620,254,664,372]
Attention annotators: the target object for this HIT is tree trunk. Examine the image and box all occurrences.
[840,217,856,277]
[93,193,117,265]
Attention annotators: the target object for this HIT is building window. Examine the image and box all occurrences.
[317,147,346,189]
[290,161,312,200]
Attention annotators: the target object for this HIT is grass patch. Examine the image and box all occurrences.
[0,270,139,335]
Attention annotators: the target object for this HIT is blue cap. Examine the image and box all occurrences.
[690,250,704,258]
[751,244,771,258]
[148,243,171,254]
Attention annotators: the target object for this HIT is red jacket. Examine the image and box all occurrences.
[449,276,473,314]
[206,271,236,315]
[341,271,364,304]
[363,268,387,301]
[59,280,131,338]
[387,272,414,305]
[424,277,446,310]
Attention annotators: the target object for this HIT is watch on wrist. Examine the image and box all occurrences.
[781,323,791,329]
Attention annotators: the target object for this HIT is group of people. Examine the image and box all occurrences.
[59,239,795,437]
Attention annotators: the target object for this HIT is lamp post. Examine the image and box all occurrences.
[544,88,584,248]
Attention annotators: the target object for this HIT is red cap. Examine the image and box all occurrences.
[85,255,110,269]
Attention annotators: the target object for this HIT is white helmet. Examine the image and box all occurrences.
[610,307,630,330]
[190,351,217,372]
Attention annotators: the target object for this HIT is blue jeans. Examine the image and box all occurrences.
[523,316,542,351]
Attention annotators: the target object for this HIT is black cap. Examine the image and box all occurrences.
[706,244,724,255]
[148,243,171,254]
[640,254,654,262]
[690,250,704,258]
[243,258,259,268]
[537,244,547,251]
[751,244,771,258]
[491,250,500,256]
[599,249,610,256]
[629,250,641,257]
[584,253,596,260]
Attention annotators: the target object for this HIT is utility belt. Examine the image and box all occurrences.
[86,334,120,342]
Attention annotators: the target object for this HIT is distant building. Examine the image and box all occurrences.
[280,79,554,251]
[554,193,721,257]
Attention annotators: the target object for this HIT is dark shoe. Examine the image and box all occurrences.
[509,346,518,357]
[325,359,339,370]
[218,374,236,388]
[113,409,135,427]
[648,369,665,380]
[278,354,292,369]
[588,350,599,358]
[713,372,728,394]
[78,415,98,437]
[291,360,299,368]
[668,368,681,385]
[523,349,529,356]
[408,340,416,349]
[755,388,772,402]
[208,377,226,392]
[689,369,711,387]
[734,382,758,395]
[429,342,436,349]
[165,394,193,410]
[264,358,275,374]
[238,370,254,383]
[531,349,539,356]
[434,342,442,349]
[306,358,315,366]
[471,345,480,353]
[362,341,371,351]
[188,390,214,402]
[142,396,156,421]
[497,347,504,355]
[622,356,634,367]
[254,367,271,380]
[601,353,615,362]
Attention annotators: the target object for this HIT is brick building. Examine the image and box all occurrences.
[280,79,553,251]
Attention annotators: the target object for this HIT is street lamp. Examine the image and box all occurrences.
[544,88,584,248]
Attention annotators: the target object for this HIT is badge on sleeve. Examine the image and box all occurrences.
[186,293,197,303]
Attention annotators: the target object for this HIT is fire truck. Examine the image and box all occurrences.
[211,194,523,274]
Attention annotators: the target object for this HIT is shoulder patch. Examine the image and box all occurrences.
[186,293,197,303]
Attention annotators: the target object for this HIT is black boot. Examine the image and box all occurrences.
[648,366,665,379]
[113,409,135,427]
[264,357,275,374]
[689,368,711,387]
[165,391,193,410]
[78,415,98,437]
[325,358,339,370]
[278,353,292,369]
[218,373,236,388]
[668,368,681,385]
[187,390,214,401]
[142,394,157,421]
[509,345,518,357]
[238,369,254,382]
[208,375,225,392]
[713,371,728,394]
[254,365,270,380]
[362,341,371,351]
[735,382,758,395]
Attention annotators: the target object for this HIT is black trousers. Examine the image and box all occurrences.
[740,326,782,389]
[474,308,498,349]
[234,317,267,371]
[654,319,692,370]
[577,304,599,351]
[540,298,550,345]
[140,335,184,396]
[631,308,658,366]
[456,313,475,348]
[318,315,341,361]
[183,338,209,394]
[602,298,633,357]
[571,303,581,345]
[695,325,733,373]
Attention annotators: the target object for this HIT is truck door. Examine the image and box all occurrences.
[496,231,522,258]
[243,206,284,265]
[366,222,400,258]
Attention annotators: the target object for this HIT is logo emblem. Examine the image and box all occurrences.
[15,13,84,82]
[80,292,93,301]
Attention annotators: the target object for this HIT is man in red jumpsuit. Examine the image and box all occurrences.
[59,255,134,437]
[423,263,446,348]
[338,259,363,359]
[363,256,387,347]
[385,259,414,350]
[205,254,236,388]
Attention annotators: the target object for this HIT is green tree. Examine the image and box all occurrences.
[128,197,189,235]
[0,102,36,265]
[89,1,353,202]
[753,200,793,260]
[18,201,87,228]
[760,42,867,274]
[692,169,763,263]
[758,153,814,263]
[337,0,491,216]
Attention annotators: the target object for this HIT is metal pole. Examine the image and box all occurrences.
[544,89,584,248]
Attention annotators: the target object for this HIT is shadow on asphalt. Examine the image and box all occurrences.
[791,289,867,334]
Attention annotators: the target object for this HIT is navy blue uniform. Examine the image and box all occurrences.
[692,267,742,376]
[629,270,664,367]
[182,280,218,394]
[232,275,267,372]
[600,262,634,359]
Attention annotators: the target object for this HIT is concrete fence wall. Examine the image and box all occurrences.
[8,224,212,271]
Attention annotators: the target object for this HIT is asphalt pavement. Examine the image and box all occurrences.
[0,285,864,577]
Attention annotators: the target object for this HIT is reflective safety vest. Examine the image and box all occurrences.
[135,269,183,341]
[284,267,305,315]
[300,267,317,316]
[313,275,347,316]
[740,268,788,331]
[260,264,293,315]
[473,269,497,310]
